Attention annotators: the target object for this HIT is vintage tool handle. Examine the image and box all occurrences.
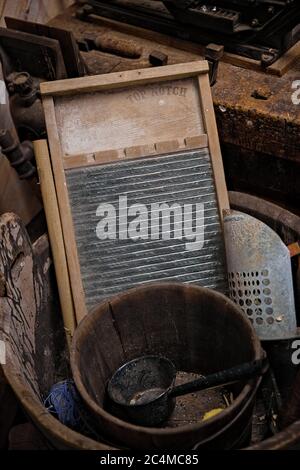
[170,358,267,399]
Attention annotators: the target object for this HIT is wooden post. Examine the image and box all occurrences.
[34,139,76,347]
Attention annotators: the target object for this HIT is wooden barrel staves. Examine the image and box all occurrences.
[0,213,114,449]
[71,282,262,450]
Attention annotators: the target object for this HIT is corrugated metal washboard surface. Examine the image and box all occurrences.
[66,148,227,309]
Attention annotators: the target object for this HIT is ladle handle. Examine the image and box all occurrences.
[169,359,267,399]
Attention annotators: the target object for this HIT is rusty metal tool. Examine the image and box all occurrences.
[107,354,267,426]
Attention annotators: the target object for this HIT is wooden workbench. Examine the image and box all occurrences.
[49,5,300,211]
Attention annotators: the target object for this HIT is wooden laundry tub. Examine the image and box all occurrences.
[1,191,300,449]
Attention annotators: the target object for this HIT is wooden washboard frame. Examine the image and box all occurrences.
[40,61,229,325]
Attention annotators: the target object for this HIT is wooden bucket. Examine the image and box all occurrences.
[71,283,262,450]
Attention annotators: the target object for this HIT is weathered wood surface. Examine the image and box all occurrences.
[49,5,300,163]
[34,140,76,344]
[4,17,85,78]
[86,0,300,78]
[0,0,74,26]
[0,26,67,80]
[71,282,261,449]
[49,6,300,208]
[0,213,41,399]
[51,77,205,156]
[0,212,114,449]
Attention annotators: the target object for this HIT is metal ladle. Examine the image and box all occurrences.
[106,354,267,427]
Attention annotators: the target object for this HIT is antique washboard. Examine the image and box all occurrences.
[40,61,229,323]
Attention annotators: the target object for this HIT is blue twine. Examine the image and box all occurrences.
[44,379,82,429]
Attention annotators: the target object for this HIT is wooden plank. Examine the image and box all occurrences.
[0,26,67,80]
[79,12,265,75]
[267,41,300,77]
[61,136,208,168]
[49,6,300,173]
[40,60,209,96]
[53,77,204,157]
[34,139,76,345]
[185,134,208,149]
[63,153,94,169]
[5,17,85,78]
[80,10,261,73]
[0,0,74,26]
[95,149,121,163]
[155,139,180,154]
[79,6,298,77]
[223,52,262,74]
[42,97,87,322]
[198,74,230,217]
[64,150,123,168]
[82,10,205,57]
[124,144,156,159]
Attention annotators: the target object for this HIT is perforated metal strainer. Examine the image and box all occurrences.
[224,210,297,340]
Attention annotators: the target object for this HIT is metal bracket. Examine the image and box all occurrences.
[205,43,224,86]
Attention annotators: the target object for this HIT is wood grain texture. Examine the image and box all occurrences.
[0,0,73,26]
[0,213,41,399]
[79,3,298,77]
[0,216,115,449]
[40,60,209,96]
[49,6,300,172]
[53,77,204,157]
[34,139,76,344]
[265,41,300,77]
[62,136,208,169]
[5,16,85,77]
[42,97,88,322]
[198,74,230,217]
[0,26,67,79]
[71,282,262,449]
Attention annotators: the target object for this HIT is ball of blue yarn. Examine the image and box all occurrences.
[44,379,82,429]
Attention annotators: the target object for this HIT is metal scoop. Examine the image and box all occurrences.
[224,210,297,340]
[106,355,267,427]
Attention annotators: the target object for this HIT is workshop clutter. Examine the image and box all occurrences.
[0,4,300,450]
